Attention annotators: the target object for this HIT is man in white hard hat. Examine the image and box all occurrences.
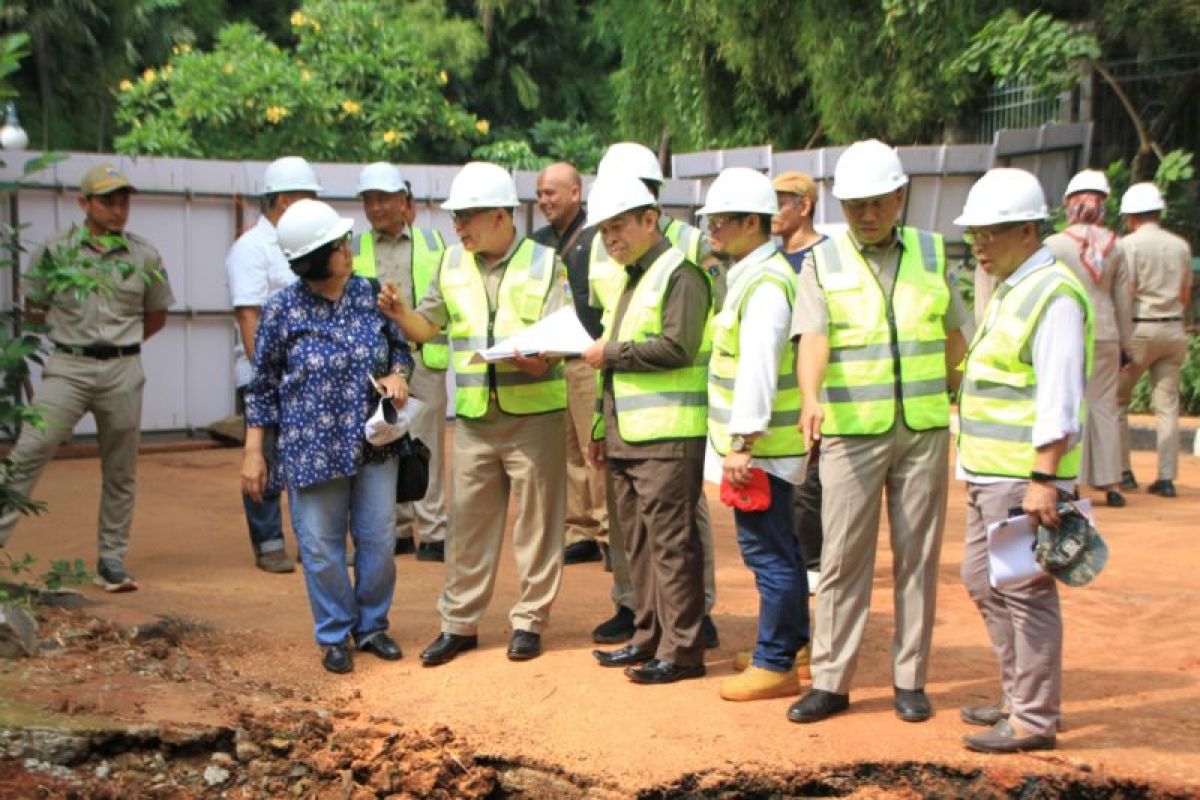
[698,168,810,702]
[353,163,450,561]
[1116,182,1193,498]
[789,139,969,724]
[225,155,320,574]
[1044,170,1134,508]
[531,162,608,568]
[589,140,722,650]
[379,162,569,666]
[584,172,710,685]
[954,168,1094,754]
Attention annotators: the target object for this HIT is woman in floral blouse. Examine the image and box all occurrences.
[241,199,414,674]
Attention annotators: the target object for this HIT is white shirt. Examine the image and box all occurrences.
[957,247,1086,488]
[704,242,805,485]
[225,216,298,387]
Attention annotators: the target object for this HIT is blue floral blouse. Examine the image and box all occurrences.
[245,276,414,490]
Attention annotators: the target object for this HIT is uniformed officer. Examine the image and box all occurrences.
[589,141,721,650]
[789,139,969,724]
[353,163,449,561]
[379,161,568,666]
[699,168,810,702]
[1116,182,1193,497]
[585,172,710,685]
[0,164,175,591]
[954,168,1094,754]
[225,156,320,573]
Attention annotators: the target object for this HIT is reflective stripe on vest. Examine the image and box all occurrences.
[353,227,451,369]
[958,260,1095,479]
[665,217,703,263]
[813,227,950,435]
[592,248,711,442]
[708,251,805,457]
[439,239,565,419]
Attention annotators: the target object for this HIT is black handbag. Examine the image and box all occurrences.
[395,434,431,503]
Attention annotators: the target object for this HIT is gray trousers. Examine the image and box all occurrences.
[961,481,1062,738]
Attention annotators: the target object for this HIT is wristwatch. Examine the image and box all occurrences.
[730,434,749,453]
[1030,470,1056,485]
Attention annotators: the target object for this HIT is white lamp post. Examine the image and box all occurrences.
[0,102,29,151]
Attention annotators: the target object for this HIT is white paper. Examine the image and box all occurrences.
[468,307,596,364]
[363,396,425,446]
[986,499,1091,589]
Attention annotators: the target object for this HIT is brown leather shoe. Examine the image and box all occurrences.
[963,719,1055,753]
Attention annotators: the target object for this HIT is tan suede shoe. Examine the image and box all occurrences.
[720,666,800,701]
[732,642,811,680]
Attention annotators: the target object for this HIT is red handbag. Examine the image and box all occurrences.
[719,467,772,511]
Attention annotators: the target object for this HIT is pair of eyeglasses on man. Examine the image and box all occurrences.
[706,213,747,230]
[962,223,1021,245]
[451,208,489,224]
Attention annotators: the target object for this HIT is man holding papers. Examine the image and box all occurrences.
[954,168,1095,754]
[378,162,568,666]
[584,172,711,685]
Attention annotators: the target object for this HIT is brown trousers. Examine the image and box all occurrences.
[564,359,607,546]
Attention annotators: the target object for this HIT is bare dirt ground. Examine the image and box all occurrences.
[1,429,1198,797]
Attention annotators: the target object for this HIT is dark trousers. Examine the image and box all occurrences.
[736,474,810,672]
[238,388,286,555]
[793,445,823,571]
[609,454,706,667]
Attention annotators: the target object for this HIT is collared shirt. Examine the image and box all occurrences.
[245,276,414,491]
[958,247,1086,488]
[25,225,174,347]
[226,216,298,386]
[532,207,604,338]
[703,241,804,484]
[1122,221,1193,322]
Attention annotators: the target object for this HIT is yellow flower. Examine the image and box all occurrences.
[290,11,307,27]
[341,99,362,115]
[119,79,134,92]
[171,43,192,56]
[301,69,312,82]
[311,21,322,32]
[223,63,234,75]
[437,70,449,85]
[475,119,490,135]
[142,68,156,84]
[382,129,400,145]
[163,65,174,77]
[265,106,289,124]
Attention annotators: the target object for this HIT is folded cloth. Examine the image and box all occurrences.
[720,467,772,512]
[364,397,409,446]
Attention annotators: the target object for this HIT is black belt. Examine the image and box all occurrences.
[1133,316,1182,323]
[54,342,141,360]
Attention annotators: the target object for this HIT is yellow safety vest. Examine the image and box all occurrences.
[439,238,566,419]
[812,227,950,436]
[958,259,1095,480]
[664,216,703,263]
[708,251,805,457]
[592,247,711,442]
[588,215,708,324]
[353,227,450,369]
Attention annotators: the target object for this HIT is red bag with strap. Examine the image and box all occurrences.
[719,467,772,511]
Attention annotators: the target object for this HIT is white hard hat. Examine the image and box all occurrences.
[263,156,322,194]
[586,172,657,227]
[954,168,1048,227]
[276,199,353,260]
[597,141,664,184]
[1120,182,1165,215]
[697,167,778,216]
[831,139,909,200]
[1064,169,1110,199]
[441,161,518,211]
[357,162,408,195]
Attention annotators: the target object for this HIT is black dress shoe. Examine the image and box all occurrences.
[1120,470,1138,491]
[701,615,720,649]
[394,537,416,556]
[416,540,445,562]
[894,687,932,722]
[592,605,635,644]
[624,659,705,684]
[359,633,403,661]
[1148,479,1177,497]
[420,632,478,666]
[321,643,353,674]
[507,630,542,661]
[1105,489,1126,508]
[592,644,651,667]
[563,540,604,565]
[787,689,849,723]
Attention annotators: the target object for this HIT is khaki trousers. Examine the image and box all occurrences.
[438,407,566,635]
[1118,322,1188,480]
[564,359,606,546]
[961,481,1061,737]
[395,366,449,543]
[1080,341,1122,488]
[610,455,706,666]
[812,421,949,694]
[0,352,145,562]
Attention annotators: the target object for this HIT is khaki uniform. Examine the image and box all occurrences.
[791,232,967,694]
[1045,228,1133,488]
[0,226,174,562]
[416,236,567,634]
[366,228,448,544]
[1117,222,1193,481]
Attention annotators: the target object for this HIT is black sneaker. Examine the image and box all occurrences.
[592,605,635,644]
[1120,470,1138,491]
[394,537,416,556]
[416,540,445,562]
[94,559,138,593]
[563,540,603,565]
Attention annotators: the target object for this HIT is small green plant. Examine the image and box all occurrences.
[0,552,91,604]
[40,558,90,592]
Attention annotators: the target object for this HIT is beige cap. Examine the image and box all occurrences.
[81,164,135,196]
[772,171,816,198]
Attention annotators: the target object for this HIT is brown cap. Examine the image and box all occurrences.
[81,164,135,196]
[772,171,816,198]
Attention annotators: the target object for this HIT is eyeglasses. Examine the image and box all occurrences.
[451,208,488,224]
[706,213,747,230]
[963,223,1020,245]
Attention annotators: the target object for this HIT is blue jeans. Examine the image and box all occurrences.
[735,473,810,672]
[243,490,286,554]
[289,458,399,646]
